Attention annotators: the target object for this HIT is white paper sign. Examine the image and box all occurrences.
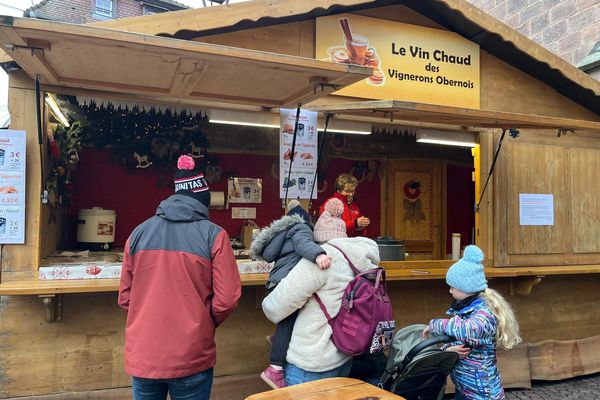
[519,193,554,226]
[279,108,318,199]
[228,177,262,203]
[232,207,257,219]
[0,130,26,244]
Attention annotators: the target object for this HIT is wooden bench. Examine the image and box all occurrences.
[245,377,405,400]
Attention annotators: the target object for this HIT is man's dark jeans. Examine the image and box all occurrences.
[132,368,213,400]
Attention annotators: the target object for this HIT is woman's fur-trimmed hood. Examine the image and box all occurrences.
[251,214,307,260]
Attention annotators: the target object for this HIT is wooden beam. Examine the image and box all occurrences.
[0,30,58,85]
[169,59,208,95]
[309,100,600,132]
[41,83,265,113]
[0,48,12,63]
[529,335,600,380]
[13,49,59,84]
[60,76,171,95]
[0,22,27,46]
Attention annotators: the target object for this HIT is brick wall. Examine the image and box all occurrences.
[32,0,143,23]
[115,0,144,21]
[466,0,599,67]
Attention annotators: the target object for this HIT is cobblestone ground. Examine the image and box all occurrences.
[444,373,600,399]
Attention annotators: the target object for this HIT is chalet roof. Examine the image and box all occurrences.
[94,0,600,115]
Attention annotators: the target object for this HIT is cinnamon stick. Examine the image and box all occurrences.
[339,18,357,61]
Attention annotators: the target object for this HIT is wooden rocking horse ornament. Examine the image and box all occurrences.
[133,152,153,168]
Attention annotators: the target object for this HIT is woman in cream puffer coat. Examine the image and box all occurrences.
[261,236,380,385]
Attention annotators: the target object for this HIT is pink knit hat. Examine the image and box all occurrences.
[314,198,347,243]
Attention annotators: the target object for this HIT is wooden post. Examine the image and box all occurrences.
[2,70,44,281]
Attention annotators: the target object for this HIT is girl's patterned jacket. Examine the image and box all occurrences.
[428,297,505,400]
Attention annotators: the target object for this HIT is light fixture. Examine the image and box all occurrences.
[209,109,372,135]
[209,108,279,129]
[45,94,70,127]
[318,119,372,135]
[416,129,476,147]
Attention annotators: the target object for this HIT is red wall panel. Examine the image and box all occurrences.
[445,164,475,252]
[69,148,381,247]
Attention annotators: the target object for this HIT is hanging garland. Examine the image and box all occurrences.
[47,98,214,207]
[76,100,210,171]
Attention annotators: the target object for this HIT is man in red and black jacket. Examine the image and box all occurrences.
[119,155,241,399]
[320,173,370,237]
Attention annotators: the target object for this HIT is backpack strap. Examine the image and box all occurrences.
[313,243,356,327]
[313,293,333,324]
[327,243,360,275]
[329,243,385,290]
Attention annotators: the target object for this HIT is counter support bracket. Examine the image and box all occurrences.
[510,276,543,296]
[39,294,63,323]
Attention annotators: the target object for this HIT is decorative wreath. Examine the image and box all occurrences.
[403,180,421,200]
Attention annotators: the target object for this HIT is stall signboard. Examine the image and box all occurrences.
[228,177,263,203]
[279,108,318,199]
[0,130,26,244]
[316,14,480,109]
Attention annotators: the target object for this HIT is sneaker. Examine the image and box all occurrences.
[265,335,272,346]
[260,366,287,389]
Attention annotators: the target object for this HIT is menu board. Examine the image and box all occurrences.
[279,108,318,199]
[228,177,262,204]
[0,130,26,244]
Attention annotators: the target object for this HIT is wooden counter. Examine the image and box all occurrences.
[2,262,600,295]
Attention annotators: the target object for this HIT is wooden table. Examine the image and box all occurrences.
[245,377,405,399]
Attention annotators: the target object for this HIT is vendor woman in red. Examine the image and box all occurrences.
[320,173,370,237]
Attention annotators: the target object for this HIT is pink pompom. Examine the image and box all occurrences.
[177,155,195,170]
[324,198,345,217]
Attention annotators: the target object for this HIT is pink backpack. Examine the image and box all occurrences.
[314,244,396,356]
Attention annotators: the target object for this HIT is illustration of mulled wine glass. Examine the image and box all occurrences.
[345,34,369,65]
[298,177,306,191]
[297,123,305,138]
[243,186,251,200]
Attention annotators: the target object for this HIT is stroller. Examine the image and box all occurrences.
[379,324,459,400]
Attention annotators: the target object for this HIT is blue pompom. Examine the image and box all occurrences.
[462,245,484,263]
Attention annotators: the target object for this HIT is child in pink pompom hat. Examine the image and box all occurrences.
[313,198,348,243]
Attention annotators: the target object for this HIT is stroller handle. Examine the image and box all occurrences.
[400,334,454,370]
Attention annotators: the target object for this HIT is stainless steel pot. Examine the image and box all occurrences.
[375,236,406,261]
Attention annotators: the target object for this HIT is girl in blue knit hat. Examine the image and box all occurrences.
[423,245,521,400]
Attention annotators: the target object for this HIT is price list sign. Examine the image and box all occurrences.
[0,130,26,244]
[279,109,318,200]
